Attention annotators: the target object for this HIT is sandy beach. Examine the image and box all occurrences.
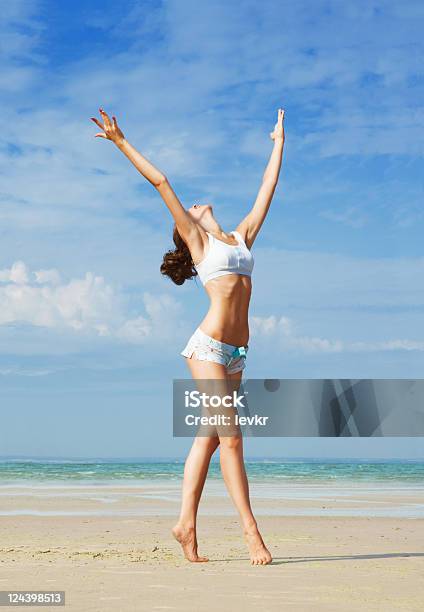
[1,481,423,611]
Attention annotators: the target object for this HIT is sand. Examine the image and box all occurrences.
[1,506,423,611]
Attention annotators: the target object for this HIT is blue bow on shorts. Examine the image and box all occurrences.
[227,345,248,367]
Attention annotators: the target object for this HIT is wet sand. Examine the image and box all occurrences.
[1,487,423,611]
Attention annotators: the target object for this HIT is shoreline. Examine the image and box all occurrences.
[0,479,423,518]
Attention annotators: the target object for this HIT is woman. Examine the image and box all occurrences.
[91,107,285,565]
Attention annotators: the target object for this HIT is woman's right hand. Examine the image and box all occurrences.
[90,108,126,146]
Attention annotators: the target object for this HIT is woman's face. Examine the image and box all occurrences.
[187,203,213,222]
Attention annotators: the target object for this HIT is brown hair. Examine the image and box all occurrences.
[160,224,198,285]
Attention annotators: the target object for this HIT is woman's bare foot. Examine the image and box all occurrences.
[244,526,272,565]
[172,523,209,562]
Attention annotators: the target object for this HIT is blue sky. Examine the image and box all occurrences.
[0,0,423,459]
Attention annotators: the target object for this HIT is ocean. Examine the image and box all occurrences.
[1,458,424,484]
[1,459,423,518]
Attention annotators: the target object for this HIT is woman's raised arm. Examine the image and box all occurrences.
[236,108,285,249]
[90,108,196,240]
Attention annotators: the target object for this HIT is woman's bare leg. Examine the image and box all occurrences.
[218,370,272,565]
[219,432,272,565]
[172,435,219,561]
[172,358,225,562]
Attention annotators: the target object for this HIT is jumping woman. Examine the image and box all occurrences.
[91,107,285,565]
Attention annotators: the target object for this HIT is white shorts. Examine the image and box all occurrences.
[181,327,248,375]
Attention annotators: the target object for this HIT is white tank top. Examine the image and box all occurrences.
[194,230,254,286]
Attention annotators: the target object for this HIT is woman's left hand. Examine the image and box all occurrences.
[270,108,285,143]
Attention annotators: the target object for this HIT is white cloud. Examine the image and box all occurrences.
[250,314,424,353]
[0,261,182,344]
[116,316,151,344]
[0,367,54,377]
[34,268,61,285]
[251,314,344,353]
[0,261,29,284]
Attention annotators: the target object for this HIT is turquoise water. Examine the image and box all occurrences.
[0,459,423,486]
[1,459,423,517]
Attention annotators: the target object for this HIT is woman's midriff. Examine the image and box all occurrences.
[198,274,252,346]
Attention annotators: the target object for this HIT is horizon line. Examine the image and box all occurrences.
[0,455,423,463]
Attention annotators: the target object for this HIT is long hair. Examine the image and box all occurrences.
[160,224,198,285]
